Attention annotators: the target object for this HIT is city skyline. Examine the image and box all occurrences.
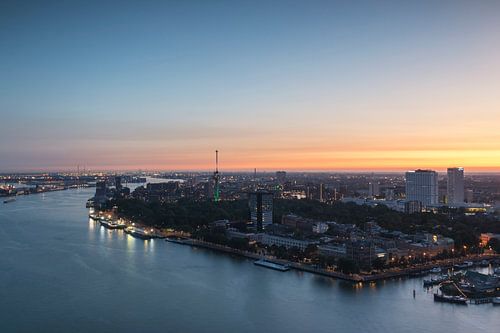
[1,1,500,172]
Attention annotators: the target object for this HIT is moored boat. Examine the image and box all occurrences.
[454,261,473,270]
[254,259,290,272]
[433,293,467,305]
[423,274,449,287]
[492,297,500,305]
[479,260,490,267]
[124,226,154,239]
[100,220,126,229]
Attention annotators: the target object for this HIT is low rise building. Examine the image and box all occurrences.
[480,233,500,247]
[256,234,318,251]
[318,244,346,258]
[312,222,329,234]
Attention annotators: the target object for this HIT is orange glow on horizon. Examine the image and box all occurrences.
[46,148,500,173]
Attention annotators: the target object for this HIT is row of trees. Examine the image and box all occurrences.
[111,197,498,252]
[275,199,498,250]
[110,198,248,232]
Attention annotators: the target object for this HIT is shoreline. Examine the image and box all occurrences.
[165,237,500,283]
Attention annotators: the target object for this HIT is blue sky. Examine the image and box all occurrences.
[1,1,499,171]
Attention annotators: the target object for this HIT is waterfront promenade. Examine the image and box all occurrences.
[166,237,500,283]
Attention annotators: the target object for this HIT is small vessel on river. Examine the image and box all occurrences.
[454,261,474,270]
[99,217,126,229]
[3,198,16,204]
[433,293,467,305]
[124,226,154,239]
[424,274,449,287]
[254,259,290,272]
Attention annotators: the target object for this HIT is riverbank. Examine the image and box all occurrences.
[1,184,88,199]
[165,237,500,283]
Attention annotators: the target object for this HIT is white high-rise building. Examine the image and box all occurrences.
[405,170,438,206]
[447,167,464,205]
[368,182,380,197]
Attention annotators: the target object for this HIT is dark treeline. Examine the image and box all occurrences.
[110,198,249,232]
[275,199,498,248]
[110,198,498,248]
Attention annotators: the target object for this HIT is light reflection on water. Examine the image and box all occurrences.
[0,187,498,333]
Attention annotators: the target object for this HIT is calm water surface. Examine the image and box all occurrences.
[0,188,498,332]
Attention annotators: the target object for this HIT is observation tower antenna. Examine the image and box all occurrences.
[213,150,220,202]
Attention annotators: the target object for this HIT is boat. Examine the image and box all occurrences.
[100,220,126,229]
[433,293,467,305]
[494,267,500,275]
[479,260,490,267]
[3,198,16,204]
[492,297,500,305]
[423,274,449,287]
[99,217,126,230]
[254,259,290,272]
[124,226,153,239]
[454,262,472,270]
[430,267,442,274]
[409,270,429,277]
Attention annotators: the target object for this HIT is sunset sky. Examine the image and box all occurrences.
[1,1,499,172]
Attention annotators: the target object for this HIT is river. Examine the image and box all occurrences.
[0,187,498,332]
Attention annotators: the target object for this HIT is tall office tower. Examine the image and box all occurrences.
[319,183,325,202]
[368,182,380,197]
[276,171,287,183]
[115,176,122,191]
[405,170,438,206]
[95,180,107,198]
[248,191,273,231]
[447,167,464,205]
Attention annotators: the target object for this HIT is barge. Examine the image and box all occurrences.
[254,259,290,272]
[433,293,467,305]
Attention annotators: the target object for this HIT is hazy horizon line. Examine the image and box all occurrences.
[1,167,499,175]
